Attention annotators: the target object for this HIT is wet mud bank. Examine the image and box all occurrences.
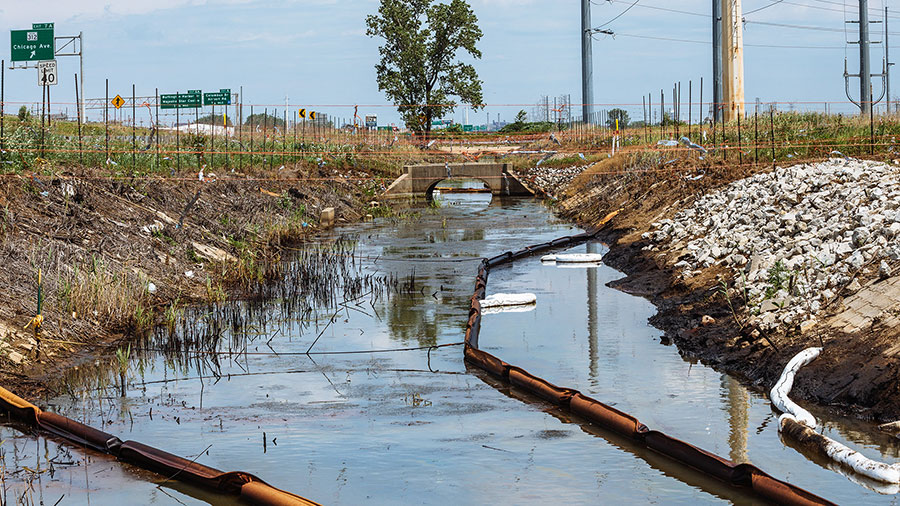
[536,156,900,423]
[0,164,388,400]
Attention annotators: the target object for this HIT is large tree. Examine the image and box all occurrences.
[366,0,484,135]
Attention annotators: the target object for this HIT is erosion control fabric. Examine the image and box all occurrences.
[465,230,835,506]
[0,387,319,505]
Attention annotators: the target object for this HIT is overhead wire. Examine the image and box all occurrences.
[745,0,785,15]
[595,0,642,29]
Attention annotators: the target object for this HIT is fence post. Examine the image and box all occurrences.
[770,108,776,169]
[155,88,159,171]
[754,112,759,166]
[1,60,4,164]
[263,108,268,171]
[870,95,876,155]
[75,74,83,166]
[132,84,136,171]
[176,92,181,173]
[105,79,109,163]
[723,117,728,162]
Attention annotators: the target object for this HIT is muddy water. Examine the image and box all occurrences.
[3,193,900,505]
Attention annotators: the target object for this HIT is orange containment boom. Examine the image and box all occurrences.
[0,386,320,506]
[464,231,835,506]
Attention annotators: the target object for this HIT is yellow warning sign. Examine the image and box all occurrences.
[310,111,317,120]
[111,95,125,109]
[299,108,306,119]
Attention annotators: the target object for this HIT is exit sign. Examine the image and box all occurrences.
[10,26,54,62]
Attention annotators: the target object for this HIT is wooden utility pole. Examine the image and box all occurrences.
[721,0,745,121]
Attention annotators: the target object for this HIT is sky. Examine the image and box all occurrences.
[0,0,894,126]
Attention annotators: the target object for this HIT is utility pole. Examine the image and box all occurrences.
[887,6,892,113]
[581,0,594,124]
[721,0,745,121]
[845,0,886,114]
[713,0,722,121]
[860,0,872,115]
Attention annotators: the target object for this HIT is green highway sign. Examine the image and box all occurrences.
[188,89,201,94]
[203,91,231,106]
[160,92,202,109]
[11,27,54,62]
[32,23,54,30]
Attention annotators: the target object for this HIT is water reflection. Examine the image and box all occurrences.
[5,195,900,504]
[587,242,599,385]
[725,375,750,464]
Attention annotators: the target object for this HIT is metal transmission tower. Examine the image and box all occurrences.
[712,0,723,121]
[844,0,886,114]
[581,0,594,123]
[721,0,745,121]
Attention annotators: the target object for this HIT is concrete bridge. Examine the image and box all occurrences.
[382,163,533,199]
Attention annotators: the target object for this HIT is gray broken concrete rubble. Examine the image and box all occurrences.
[643,158,900,332]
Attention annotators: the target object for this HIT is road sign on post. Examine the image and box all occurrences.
[365,115,377,128]
[299,108,306,119]
[111,95,125,109]
[203,90,231,106]
[36,60,57,86]
[160,92,201,109]
[11,27,54,62]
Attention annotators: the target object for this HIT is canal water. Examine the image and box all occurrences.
[2,190,899,505]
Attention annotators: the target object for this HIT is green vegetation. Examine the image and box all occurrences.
[0,112,411,177]
[366,0,484,134]
[244,112,284,129]
[197,113,233,126]
[607,108,630,129]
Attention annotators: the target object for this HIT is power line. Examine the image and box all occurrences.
[745,1,785,15]
[601,0,900,21]
[596,0,642,28]
[593,30,846,49]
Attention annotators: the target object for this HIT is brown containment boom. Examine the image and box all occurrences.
[463,230,834,506]
[0,228,835,504]
[0,386,320,505]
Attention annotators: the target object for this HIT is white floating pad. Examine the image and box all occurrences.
[555,261,603,269]
[482,303,536,315]
[541,253,605,263]
[479,293,537,309]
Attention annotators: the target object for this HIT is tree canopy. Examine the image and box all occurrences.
[606,108,630,129]
[244,113,285,129]
[366,0,484,134]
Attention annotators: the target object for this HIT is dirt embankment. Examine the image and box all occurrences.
[517,153,900,423]
[0,163,389,398]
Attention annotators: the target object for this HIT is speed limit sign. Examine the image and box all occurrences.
[37,60,57,86]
